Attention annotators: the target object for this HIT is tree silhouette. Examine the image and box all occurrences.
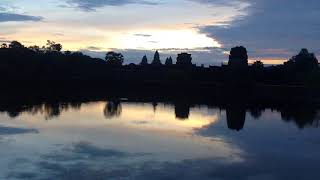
[28,45,41,52]
[64,51,72,56]
[140,55,148,65]
[151,50,162,65]
[105,51,124,66]
[165,56,173,65]
[252,60,264,69]
[285,48,318,71]
[46,40,62,52]
[0,43,7,49]
[9,41,24,49]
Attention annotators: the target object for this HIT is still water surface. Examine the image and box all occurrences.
[0,100,319,179]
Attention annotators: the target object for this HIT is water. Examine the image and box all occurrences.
[0,100,319,179]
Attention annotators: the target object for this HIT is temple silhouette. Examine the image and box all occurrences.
[0,40,319,104]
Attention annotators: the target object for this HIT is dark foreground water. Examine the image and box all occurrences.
[0,100,319,180]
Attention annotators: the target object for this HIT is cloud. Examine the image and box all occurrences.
[71,142,129,158]
[53,32,65,37]
[134,33,152,37]
[0,12,43,22]
[86,46,103,51]
[148,41,158,44]
[7,141,152,179]
[191,0,249,6]
[44,142,150,160]
[0,126,38,135]
[10,148,320,180]
[196,0,320,59]
[0,38,11,44]
[65,0,160,11]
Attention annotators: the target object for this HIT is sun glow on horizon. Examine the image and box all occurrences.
[249,59,287,65]
[3,28,221,52]
[117,29,222,50]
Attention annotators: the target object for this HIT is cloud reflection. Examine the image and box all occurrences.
[8,140,241,180]
[0,125,38,135]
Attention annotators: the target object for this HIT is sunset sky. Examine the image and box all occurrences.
[0,0,319,65]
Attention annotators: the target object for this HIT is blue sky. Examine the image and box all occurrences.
[0,0,319,65]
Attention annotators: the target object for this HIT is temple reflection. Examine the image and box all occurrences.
[226,106,246,131]
[174,101,190,120]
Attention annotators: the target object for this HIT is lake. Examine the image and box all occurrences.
[0,99,319,180]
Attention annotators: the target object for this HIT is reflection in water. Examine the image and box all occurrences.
[152,102,158,113]
[174,101,190,120]
[0,99,320,179]
[0,100,239,179]
[249,107,264,119]
[0,100,319,130]
[226,106,246,131]
[0,126,38,135]
[103,100,122,119]
[0,102,82,120]
[280,106,320,128]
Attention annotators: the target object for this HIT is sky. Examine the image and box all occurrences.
[0,0,319,65]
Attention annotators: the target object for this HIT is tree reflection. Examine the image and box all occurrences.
[7,111,20,118]
[249,107,264,119]
[0,101,82,120]
[152,102,158,113]
[280,106,319,128]
[37,102,82,120]
[103,100,122,119]
[44,103,61,119]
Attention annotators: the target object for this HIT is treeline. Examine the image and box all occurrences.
[0,40,319,89]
